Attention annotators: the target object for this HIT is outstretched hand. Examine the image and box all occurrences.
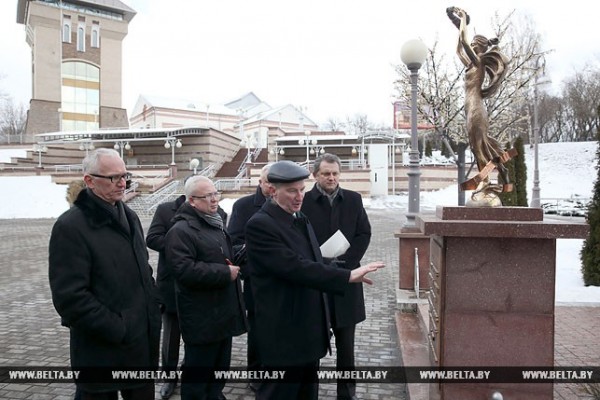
[349,261,385,285]
[446,6,469,28]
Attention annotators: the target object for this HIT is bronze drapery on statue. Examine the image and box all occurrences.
[447,6,517,206]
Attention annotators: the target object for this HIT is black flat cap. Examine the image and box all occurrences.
[267,160,310,183]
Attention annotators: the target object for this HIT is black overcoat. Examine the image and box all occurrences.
[146,195,230,315]
[165,202,246,345]
[145,194,186,313]
[48,189,161,392]
[226,185,267,311]
[245,200,350,367]
[227,185,267,247]
[301,185,371,328]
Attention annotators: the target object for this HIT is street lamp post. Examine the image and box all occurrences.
[190,158,200,175]
[401,38,428,228]
[240,132,256,164]
[531,77,541,208]
[392,133,396,195]
[531,56,544,208]
[269,146,285,162]
[33,143,47,168]
[113,141,131,159]
[299,130,316,165]
[78,141,95,156]
[530,56,551,208]
[164,137,182,165]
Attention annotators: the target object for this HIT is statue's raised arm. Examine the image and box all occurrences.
[446,6,516,206]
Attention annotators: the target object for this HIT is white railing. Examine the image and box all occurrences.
[197,164,216,177]
[341,159,367,170]
[125,180,139,196]
[54,164,83,173]
[0,165,37,171]
[144,180,181,212]
[214,178,252,191]
[133,171,170,191]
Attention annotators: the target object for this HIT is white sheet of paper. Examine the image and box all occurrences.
[319,229,350,259]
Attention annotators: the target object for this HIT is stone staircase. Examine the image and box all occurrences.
[215,148,267,178]
[126,179,183,218]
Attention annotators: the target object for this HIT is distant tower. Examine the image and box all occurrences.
[16,0,136,138]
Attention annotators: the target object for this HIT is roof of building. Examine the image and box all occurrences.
[17,0,137,24]
[130,93,319,130]
[132,94,236,118]
[35,125,212,144]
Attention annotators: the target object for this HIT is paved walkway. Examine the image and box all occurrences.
[0,209,406,400]
[0,209,597,399]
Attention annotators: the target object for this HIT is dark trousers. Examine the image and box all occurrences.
[79,383,154,400]
[181,337,232,400]
[243,278,260,370]
[256,362,318,400]
[161,311,182,380]
[333,325,356,399]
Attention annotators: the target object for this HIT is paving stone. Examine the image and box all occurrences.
[1,208,598,399]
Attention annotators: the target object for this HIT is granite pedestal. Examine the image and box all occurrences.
[417,206,589,400]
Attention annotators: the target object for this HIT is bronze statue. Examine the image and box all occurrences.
[447,6,516,206]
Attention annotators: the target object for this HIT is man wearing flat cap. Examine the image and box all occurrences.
[245,160,384,400]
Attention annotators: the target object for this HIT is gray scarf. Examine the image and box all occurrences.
[316,184,340,206]
[195,208,224,230]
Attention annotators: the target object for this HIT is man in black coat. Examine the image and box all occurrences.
[227,163,271,386]
[165,176,246,400]
[147,189,228,400]
[146,194,186,399]
[301,153,371,400]
[245,160,384,400]
[49,148,161,399]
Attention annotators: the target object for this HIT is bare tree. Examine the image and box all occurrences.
[560,65,600,141]
[536,94,565,143]
[323,116,346,132]
[394,10,546,147]
[345,113,371,136]
[0,98,27,144]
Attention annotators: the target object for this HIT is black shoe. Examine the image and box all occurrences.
[249,382,261,393]
[160,382,176,400]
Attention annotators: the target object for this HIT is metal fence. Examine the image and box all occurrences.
[541,196,590,217]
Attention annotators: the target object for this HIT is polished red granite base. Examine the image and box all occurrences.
[414,207,588,400]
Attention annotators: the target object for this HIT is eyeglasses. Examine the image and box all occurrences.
[191,192,221,201]
[89,172,132,183]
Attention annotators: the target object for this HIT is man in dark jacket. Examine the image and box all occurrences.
[301,153,371,400]
[165,175,246,400]
[245,160,384,400]
[227,163,271,387]
[49,148,161,399]
[147,189,229,400]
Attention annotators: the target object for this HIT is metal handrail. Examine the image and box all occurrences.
[414,247,420,299]
[125,180,139,196]
[214,178,252,191]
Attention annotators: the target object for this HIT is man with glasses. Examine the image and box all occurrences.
[146,176,228,400]
[164,176,247,400]
[49,148,161,399]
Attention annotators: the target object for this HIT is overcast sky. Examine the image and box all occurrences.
[1,0,599,127]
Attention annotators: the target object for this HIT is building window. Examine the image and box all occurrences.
[91,22,100,48]
[62,16,71,43]
[77,25,85,52]
[61,61,100,131]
